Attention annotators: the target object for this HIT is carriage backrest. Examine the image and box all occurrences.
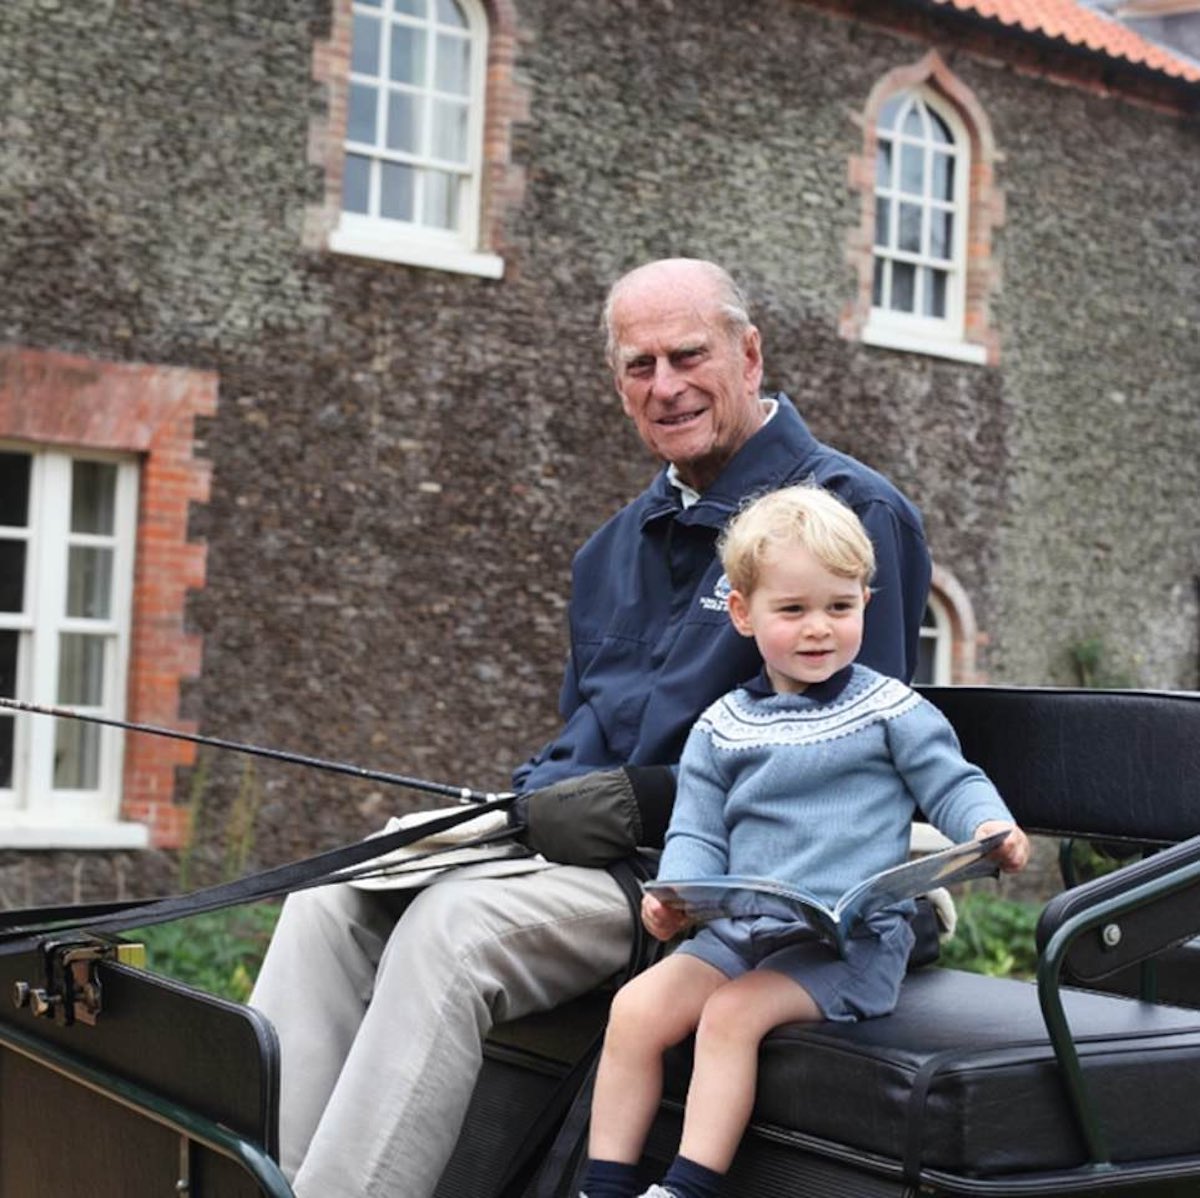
[917,686,1200,846]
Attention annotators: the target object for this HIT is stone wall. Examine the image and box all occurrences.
[0,0,1196,895]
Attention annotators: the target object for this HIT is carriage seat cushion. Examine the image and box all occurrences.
[662,967,1200,1178]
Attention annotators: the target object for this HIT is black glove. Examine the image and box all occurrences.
[512,766,675,867]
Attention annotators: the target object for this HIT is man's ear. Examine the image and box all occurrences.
[741,325,764,394]
[727,590,755,638]
[863,586,872,607]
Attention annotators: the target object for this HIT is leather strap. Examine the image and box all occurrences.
[0,796,518,955]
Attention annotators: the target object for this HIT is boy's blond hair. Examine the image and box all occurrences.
[718,484,875,594]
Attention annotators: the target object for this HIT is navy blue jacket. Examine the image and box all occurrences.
[513,395,931,792]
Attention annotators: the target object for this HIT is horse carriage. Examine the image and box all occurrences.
[2,684,1199,1197]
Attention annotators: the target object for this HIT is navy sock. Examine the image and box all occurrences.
[659,1154,725,1198]
[579,1157,640,1198]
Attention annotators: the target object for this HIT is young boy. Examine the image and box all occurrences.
[580,484,1029,1198]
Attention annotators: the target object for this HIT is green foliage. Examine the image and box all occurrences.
[131,747,275,1002]
[130,901,281,1003]
[939,890,1040,979]
[1069,636,1134,689]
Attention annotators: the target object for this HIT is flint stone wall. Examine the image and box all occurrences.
[0,0,1196,895]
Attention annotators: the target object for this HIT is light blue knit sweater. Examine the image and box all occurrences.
[657,664,1013,908]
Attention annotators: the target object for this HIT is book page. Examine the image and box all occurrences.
[833,829,1008,925]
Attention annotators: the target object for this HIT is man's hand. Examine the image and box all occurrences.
[975,820,1030,872]
[641,892,689,941]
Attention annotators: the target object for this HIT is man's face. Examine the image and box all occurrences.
[609,270,765,493]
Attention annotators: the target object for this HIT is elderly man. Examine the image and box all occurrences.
[251,258,931,1197]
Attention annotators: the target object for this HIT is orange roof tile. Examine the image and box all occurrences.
[929,0,1200,81]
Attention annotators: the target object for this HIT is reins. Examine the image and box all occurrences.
[0,698,524,954]
[0,696,509,804]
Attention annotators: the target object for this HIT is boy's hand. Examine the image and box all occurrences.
[641,892,690,941]
[975,820,1030,872]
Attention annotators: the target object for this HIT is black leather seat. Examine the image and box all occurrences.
[663,967,1200,1181]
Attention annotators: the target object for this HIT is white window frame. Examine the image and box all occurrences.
[863,87,984,366]
[910,592,956,854]
[330,0,503,278]
[915,592,954,687]
[0,445,147,848]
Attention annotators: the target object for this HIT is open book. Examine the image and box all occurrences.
[643,829,1009,955]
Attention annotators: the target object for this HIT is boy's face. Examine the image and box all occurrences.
[727,544,868,694]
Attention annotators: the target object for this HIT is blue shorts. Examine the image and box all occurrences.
[672,910,915,1023]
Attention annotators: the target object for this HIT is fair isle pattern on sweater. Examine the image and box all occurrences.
[696,673,921,753]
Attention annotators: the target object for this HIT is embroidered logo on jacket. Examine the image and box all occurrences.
[699,674,920,751]
[699,573,732,613]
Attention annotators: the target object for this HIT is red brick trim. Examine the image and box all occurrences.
[841,49,1004,365]
[931,562,987,683]
[0,346,216,847]
[305,0,529,262]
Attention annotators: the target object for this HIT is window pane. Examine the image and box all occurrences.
[879,95,903,130]
[929,109,952,145]
[0,631,12,787]
[351,12,382,75]
[898,202,922,253]
[0,629,14,696]
[343,154,371,213]
[913,633,936,686]
[393,0,424,14]
[0,540,26,612]
[390,23,426,86]
[923,269,948,318]
[932,151,955,202]
[386,90,421,153]
[930,209,953,260]
[0,452,31,526]
[71,460,117,535]
[357,0,383,7]
[431,98,468,162]
[66,546,113,619]
[874,198,890,248]
[891,262,916,312]
[58,633,106,706]
[874,140,892,188]
[437,0,467,27]
[872,258,885,307]
[902,104,924,138]
[899,144,923,196]
[381,161,416,220]
[0,718,11,788]
[54,720,101,789]
[435,33,470,95]
[422,169,458,229]
[348,82,379,144]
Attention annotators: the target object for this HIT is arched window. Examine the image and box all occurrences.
[841,52,1002,366]
[872,89,967,332]
[314,0,519,278]
[911,565,983,687]
[913,592,953,686]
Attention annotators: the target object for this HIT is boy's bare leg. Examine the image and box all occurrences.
[589,954,728,1164]
[679,969,821,1173]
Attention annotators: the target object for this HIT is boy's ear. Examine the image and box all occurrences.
[727,590,755,637]
[863,586,871,607]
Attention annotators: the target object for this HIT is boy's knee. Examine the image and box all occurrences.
[606,974,672,1048]
[696,985,751,1043]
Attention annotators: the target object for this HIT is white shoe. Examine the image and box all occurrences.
[638,1187,679,1198]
